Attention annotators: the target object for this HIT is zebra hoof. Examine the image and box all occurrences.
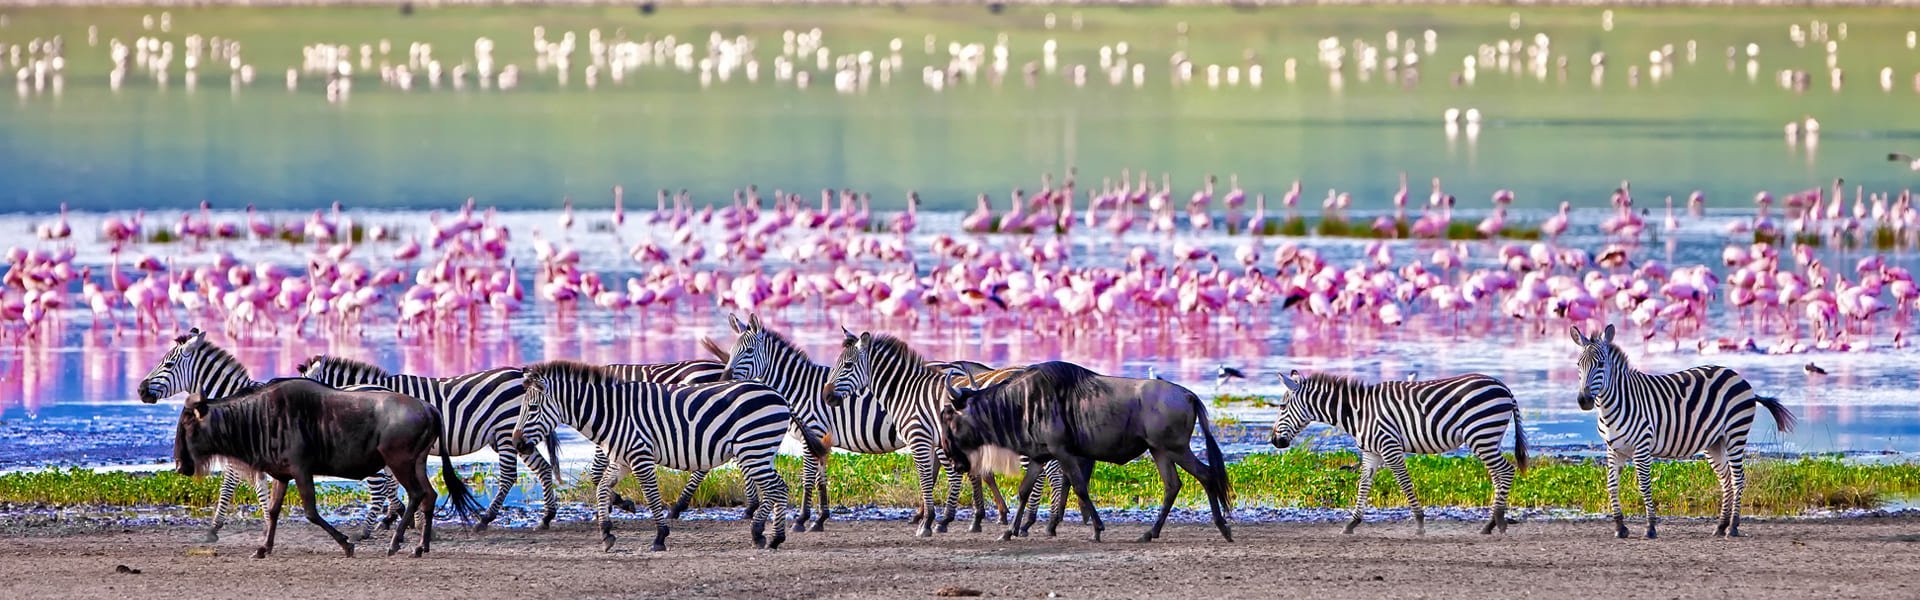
[997,531,1014,542]
[968,522,983,534]
[473,518,492,533]
[1646,527,1658,540]
[1614,527,1630,539]
[1136,532,1156,543]
[808,522,826,533]
[768,531,785,550]
[1726,528,1743,538]
[253,547,270,559]
[752,536,767,549]
[412,547,426,558]
[936,522,950,534]
[202,532,221,544]
[603,535,618,553]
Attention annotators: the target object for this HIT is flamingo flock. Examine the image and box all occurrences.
[5,172,1920,359]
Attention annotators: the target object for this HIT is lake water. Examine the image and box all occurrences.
[2,6,1919,471]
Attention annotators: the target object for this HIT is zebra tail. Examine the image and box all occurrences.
[544,424,563,487]
[1189,391,1234,512]
[799,421,831,459]
[1511,409,1529,475]
[1756,395,1798,433]
[699,336,731,362]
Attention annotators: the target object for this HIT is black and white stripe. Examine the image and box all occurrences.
[513,361,792,551]
[1571,324,1796,539]
[295,355,559,530]
[1274,370,1526,535]
[718,314,842,532]
[139,330,399,542]
[596,359,729,516]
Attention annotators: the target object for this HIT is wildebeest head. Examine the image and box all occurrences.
[1269,369,1315,449]
[1569,324,1617,411]
[141,328,208,403]
[824,328,875,408]
[172,398,215,477]
[721,312,766,383]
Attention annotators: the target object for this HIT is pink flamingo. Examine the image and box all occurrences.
[1542,201,1570,240]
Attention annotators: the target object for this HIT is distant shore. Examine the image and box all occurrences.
[6,0,1920,8]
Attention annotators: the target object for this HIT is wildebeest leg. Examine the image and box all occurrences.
[1141,452,1182,542]
[1347,451,1380,534]
[629,455,671,552]
[254,479,288,559]
[999,464,1042,541]
[516,442,562,530]
[668,470,708,519]
[985,473,1009,527]
[1167,448,1233,542]
[388,458,436,557]
[474,439,524,532]
[1380,448,1424,536]
[1055,455,1104,542]
[293,473,354,556]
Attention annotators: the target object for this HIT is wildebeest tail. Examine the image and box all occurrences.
[1189,390,1233,512]
[1756,395,1797,433]
[425,406,482,520]
[1510,409,1529,475]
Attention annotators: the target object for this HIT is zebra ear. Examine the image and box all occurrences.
[1601,324,1615,344]
[728,313,746,334]
[1278,370,1300,391]
[1568,326,1587,345]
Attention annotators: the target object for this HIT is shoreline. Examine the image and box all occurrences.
[6,1,1920,8]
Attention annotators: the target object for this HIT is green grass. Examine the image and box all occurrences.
[9,454,1919,518]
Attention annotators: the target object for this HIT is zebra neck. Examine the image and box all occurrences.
[197,356,260,400]
[768,357,830,407]
[871,353,944,411]
[1301,393,1358,430]
[1595,368,1650,410]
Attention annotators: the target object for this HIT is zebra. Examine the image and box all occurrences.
[594,358,729,517]
[821,329,1025,537]
[295,355,561,530]
[137,329,400,542]
[1272,369,1527,535]
[1571,324,1797,539]
[509,360,795,552]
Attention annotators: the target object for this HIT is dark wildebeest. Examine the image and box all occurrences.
[940,361,1234,543]
[173,377,482,558]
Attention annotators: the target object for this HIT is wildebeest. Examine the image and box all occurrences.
[941,361,1234,543]
[173,377,481,558]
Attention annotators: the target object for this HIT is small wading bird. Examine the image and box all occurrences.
[1890,152,1920,171]
[1804,362,1828,375]
[1216,365,1246,389]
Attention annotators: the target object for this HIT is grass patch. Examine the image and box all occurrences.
[1211,393,1278,409]
[10,455,1918,517]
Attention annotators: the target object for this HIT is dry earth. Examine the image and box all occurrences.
[2,516,1917,599]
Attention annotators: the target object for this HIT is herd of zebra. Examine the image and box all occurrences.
[140,317,1799,556]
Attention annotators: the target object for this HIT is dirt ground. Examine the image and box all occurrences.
[2,515,1917,599]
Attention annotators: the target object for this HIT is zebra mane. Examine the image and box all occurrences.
[867,334,933,369]
[301,355,391,378]
[192,340,255,382]
[523,360,618,386]
[1301,372,1371,392]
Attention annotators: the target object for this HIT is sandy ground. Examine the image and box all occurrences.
[2,515,1918,599]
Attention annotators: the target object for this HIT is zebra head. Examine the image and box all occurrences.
[1269,369,1314,449]
[1570,324,1618,411]
[722,312,766,382]
[512,367,559,455]
[825,328,875,408]
[140,328,208,403]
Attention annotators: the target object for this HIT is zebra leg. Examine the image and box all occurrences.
[475,440,523,532]
[1726,449,1748,538]
[1476,443,1516,535]
[968,474,989,533]
[1141,451,1182,542]
[359,470,398,541]
[1346,452,1380,535]
[590,448,639,513]
[205,469,244,543]
[937,454,964,533]
[516,442,562,530]
[594,457,631,552]
[741,453,790,550]
[630,458,671,552]
[1605,449,1629,538]
[1706,446,1734,537]
[794,453,818,531]
[810,449,833,532]
[1381,449,1424,536]
[668,470,709,519]
[908,438,941,538]
[1633,448,1658,539]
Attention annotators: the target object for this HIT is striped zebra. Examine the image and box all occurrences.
[820,329,1020,537]
[1571,324,1797,539]
[595,358,728,517]
[1272,369,1527,535]
[295,355,561,530]
[137,329,400,542]
[510,361,794,551]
